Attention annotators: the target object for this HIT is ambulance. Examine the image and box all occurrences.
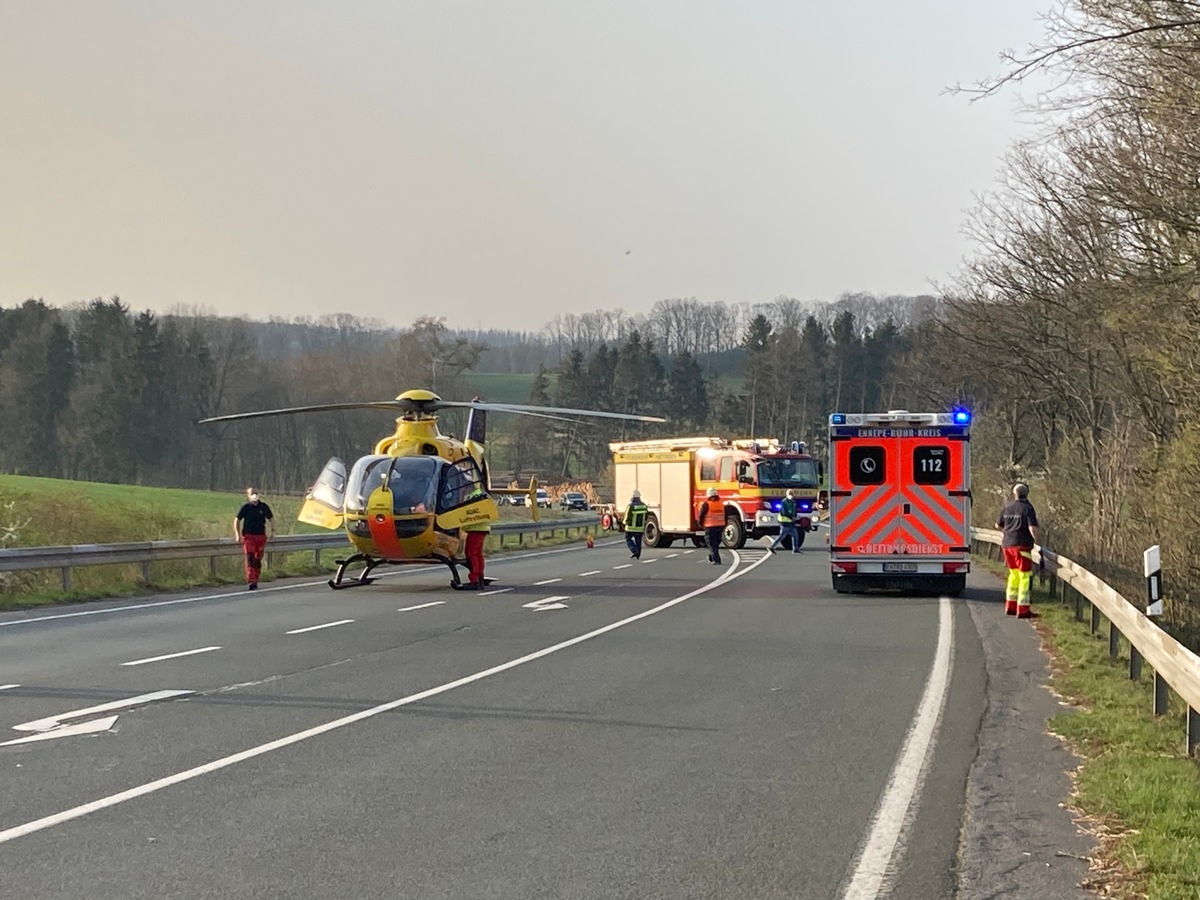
[828,410,972,596]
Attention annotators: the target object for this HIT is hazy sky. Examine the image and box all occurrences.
[1,1,1048,332]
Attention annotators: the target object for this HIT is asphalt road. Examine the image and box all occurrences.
[0,538,1089,899]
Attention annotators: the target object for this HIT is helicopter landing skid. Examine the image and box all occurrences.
[328,554,384,590]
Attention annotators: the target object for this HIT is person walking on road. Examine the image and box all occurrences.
[698,487,725,566]
[234,487,275,590]
[462,484,492,590]
[996,481,1041,618]
[769,489,801,554]
[624,491,648,559]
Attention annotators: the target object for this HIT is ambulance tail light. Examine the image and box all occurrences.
[832,561,857,574]
[943,562,970,574]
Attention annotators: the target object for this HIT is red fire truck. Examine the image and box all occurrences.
[610,437,822,549]
[828,410,972,596]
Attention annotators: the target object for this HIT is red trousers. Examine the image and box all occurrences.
[242,533,268,584]
[465,530,487,585]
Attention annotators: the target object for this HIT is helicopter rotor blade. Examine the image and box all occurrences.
[197,401,406,424]
[436,400,666,423]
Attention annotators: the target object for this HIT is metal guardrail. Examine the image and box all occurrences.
[0,516,602,591]
[972,527,1200,756]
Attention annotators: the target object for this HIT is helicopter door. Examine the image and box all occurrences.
[435,457,498,531]
[299,458,348,530]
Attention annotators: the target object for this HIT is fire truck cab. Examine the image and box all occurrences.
[828,410,972,596]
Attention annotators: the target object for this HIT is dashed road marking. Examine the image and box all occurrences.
[286,620,355,635]
[580,570,602,576]
[398,602,445,612]
[121,647,222,667]
[534,578,561,586]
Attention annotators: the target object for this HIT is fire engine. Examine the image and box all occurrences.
[827,410,972,596]
[609,437,822,550]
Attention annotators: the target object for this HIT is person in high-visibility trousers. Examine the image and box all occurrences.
[464,486,492,590]
[996,482,1041,618]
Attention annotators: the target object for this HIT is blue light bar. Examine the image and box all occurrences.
[953,410,971,425]
[831,413,846,425]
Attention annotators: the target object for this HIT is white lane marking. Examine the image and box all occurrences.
[666,553,679,558]
[0,551,771,845]
[0,542,598,630]
[1,716,119,747]
[640,558,657,564]
[478,588,513,596]
[683,549,696,554]
[0,685,18,691]
[522,596,569,611]
[285,619,355,635]
[120,646,222,667]
[398,601,445,612]
[612,564,632,570]
[579,570,602,576]
[841,597,954,900]
[533,578,562,586]
[12,690,194,733]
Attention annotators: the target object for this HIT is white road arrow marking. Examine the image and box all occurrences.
[12,690,194,733]
[523,596,569,611]
[4,689,194,748]
[2,716,119,747]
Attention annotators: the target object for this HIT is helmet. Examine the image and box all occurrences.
[631,490,641,501]
[707,487,719,498]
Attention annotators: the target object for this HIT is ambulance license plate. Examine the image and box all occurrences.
[883,562,918,573]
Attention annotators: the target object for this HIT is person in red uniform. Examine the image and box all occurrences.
[996,482,1041,618]
[463,485,492,589]
[234,487,275,590]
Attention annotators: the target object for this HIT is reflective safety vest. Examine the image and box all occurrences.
[779,497,796,524]
[700,500,725,529]
[624,501,648,533]
[464,489,492,532]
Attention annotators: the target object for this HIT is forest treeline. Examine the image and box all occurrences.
[6,0,1200,644]
[0,293,933,492]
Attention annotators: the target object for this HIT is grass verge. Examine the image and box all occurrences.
[987,561,1200,899]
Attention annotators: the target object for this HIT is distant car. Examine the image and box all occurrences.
[560,491,588,511]
[535,488,551,508]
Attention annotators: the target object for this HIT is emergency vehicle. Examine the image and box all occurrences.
[828,410,971,596]
[609,437,822,549]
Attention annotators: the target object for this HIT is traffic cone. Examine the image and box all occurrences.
[586,534,595,548]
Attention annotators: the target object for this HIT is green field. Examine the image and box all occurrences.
[0,474,592,609]
[463,372,554,405]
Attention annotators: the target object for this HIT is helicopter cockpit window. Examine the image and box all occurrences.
[344,455,393,514]
[386,457,440,514]
[437,457,485,513]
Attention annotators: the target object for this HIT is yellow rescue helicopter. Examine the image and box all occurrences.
[199,389,664,590]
